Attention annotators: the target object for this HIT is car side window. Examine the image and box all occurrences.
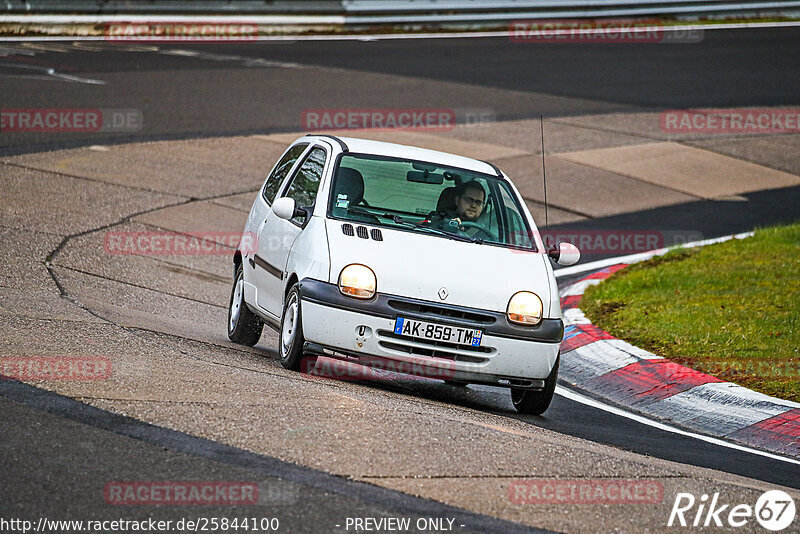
[282,146,327,223]
[262,143,308,205]
[498,186,533,248]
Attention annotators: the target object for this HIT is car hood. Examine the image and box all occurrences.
[325,219,555,317]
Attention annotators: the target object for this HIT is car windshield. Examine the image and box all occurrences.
[327,153,537,250]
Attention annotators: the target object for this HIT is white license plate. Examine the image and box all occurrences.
[393,317,483,347]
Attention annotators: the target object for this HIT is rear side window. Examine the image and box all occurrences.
[283,147,327,223]
[262,143,308,205]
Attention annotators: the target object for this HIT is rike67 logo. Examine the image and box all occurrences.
[668,490,796,531]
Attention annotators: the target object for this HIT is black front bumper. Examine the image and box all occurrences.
[298,279,564,344]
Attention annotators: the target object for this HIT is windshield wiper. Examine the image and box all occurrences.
[345,207,481,243]
[345,206,374,217]
[380,213,482,243]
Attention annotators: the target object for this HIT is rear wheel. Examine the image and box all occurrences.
[227,263,263,346]
[511,355,559,415]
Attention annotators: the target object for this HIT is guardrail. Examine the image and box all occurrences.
[3,0,800,21]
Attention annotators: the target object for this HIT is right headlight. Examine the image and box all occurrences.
[338,264,376,299]
[507,291,543,325]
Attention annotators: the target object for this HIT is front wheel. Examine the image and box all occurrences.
[227,263,263,346]
[279,284,309,371]
[510,355,559,415]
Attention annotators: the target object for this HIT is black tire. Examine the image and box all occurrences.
[227,263,263,346]
[279,284,309,371]
[511,355,559,415]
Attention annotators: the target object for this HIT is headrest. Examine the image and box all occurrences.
[336,167,365,205]
[436,187,457,213]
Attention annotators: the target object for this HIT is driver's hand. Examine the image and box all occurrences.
[445,217,462,231]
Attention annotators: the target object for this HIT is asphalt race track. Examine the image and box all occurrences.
[1,26,800,533]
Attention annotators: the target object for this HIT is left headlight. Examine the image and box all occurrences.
[338,264,376,299]
[507,291,543,325]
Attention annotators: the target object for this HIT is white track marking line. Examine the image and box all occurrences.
[555,385,800,466]
[0,62,106,84]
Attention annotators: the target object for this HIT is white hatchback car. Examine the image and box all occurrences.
[228,135,579,414]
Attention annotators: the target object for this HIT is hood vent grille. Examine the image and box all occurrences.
[341,223,383,242]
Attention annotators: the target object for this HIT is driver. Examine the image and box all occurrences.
[450,180,486,224]
[440,180,490,239]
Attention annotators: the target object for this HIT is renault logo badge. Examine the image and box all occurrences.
[438,287,448,300]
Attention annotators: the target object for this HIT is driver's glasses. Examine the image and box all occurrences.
[462,196,484,207]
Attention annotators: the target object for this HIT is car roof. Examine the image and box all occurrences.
[300,135,501,177]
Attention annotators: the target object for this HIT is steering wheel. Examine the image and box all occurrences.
[425,215,493,239]
[458,221,492,235]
